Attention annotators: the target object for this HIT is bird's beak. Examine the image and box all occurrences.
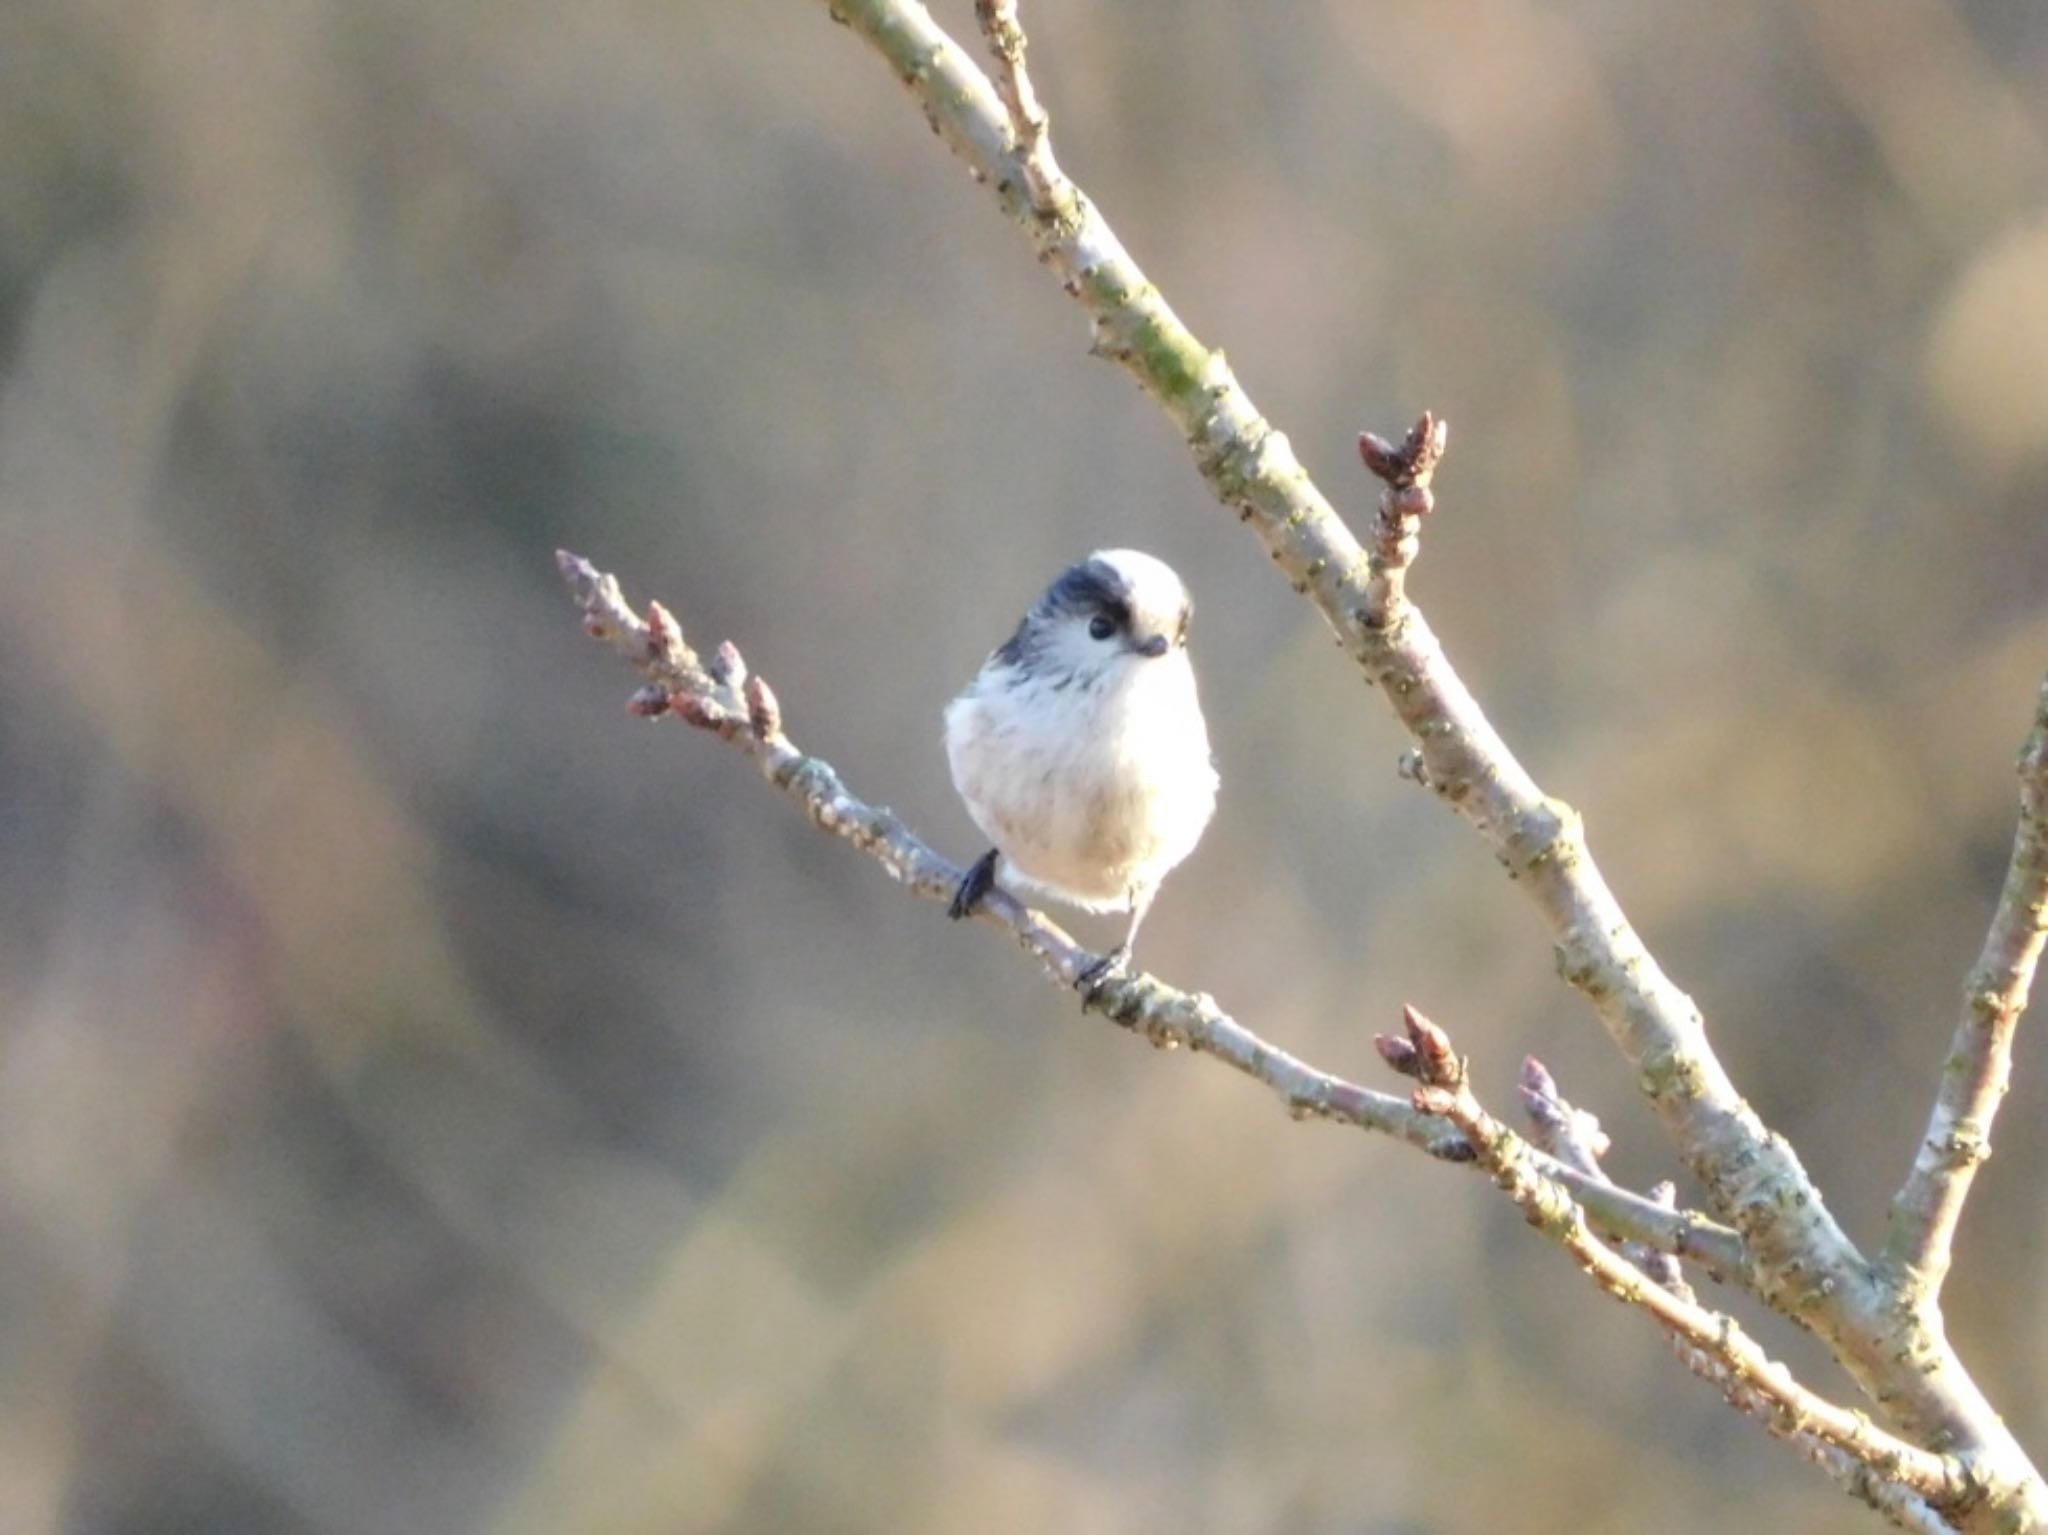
[1135,634,1171,659]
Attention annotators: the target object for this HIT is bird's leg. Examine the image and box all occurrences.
[949,848,1001,921]
[1078,884,1154,992]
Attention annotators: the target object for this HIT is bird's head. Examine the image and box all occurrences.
[995,548,1194,682]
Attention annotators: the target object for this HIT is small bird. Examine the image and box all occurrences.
[944,548,1219,984]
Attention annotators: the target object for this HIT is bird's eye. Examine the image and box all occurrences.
[1087,614,1116,641]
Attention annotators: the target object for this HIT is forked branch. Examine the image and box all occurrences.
[973,0,1059,216]
[812,4,2048,1516]
[1378,1008,1966,1516]
[1516,1061,1954,1534]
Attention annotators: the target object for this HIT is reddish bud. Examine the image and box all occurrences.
[1375,1033,1421,1078]
[1358,412,1449,490]
[1400,1004,1463,1091]
[744,674,782,740]
[582,615,609,639]
[1402,1003,1449,1056]
[1357,431,1402,481]
[626,685,671,718]
[645,601,685,660]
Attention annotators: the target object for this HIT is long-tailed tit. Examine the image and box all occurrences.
[944,548,1218,984]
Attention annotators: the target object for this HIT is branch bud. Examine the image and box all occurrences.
[1518,1055,1610,1161]
[1358,412,1450,491]
[625,685,671,718]
[745,674,783,740]
[710,640,749,691]
[1520,1056,1562,1102]
[1375,1033,1421,1077]
[1401,1004,1462,1089]
[1357,430,1403,483]
[645,601,690,667]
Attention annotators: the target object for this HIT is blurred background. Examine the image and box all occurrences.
[3,1,2047,1530]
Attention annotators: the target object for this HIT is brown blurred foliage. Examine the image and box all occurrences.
[3,1,2048,1531]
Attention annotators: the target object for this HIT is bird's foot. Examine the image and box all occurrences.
[1077,943,1131,997]
[949,849,1000,921]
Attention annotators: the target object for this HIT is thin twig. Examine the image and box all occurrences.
[555,549,1744,1279]
[1385,1008,1969,1513]
[1356,414,1447,630]
[972,0,1060,218]
[1883,678,2048,1304]
[1516,1056,1747,1280]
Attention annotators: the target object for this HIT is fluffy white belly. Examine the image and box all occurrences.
[945,659,1217,911]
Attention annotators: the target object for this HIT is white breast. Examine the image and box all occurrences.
[945,652,1217,911]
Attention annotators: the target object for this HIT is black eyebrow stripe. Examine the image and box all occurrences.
[990,557,1137,667]
[1041,558,1132,618]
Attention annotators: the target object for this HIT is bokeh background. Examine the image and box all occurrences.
[4,1,2048,1530]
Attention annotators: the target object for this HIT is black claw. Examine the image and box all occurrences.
[1077,943,1131,995]
[950,849,1000,921]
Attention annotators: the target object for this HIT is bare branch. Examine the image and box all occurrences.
[810,8,2048,1508]
[972,0,1059,217]
[818,0,1850,1299]
[1884,677,2048,1302]
[1390,1008,1970,1515]
[556,549,1743,1278]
